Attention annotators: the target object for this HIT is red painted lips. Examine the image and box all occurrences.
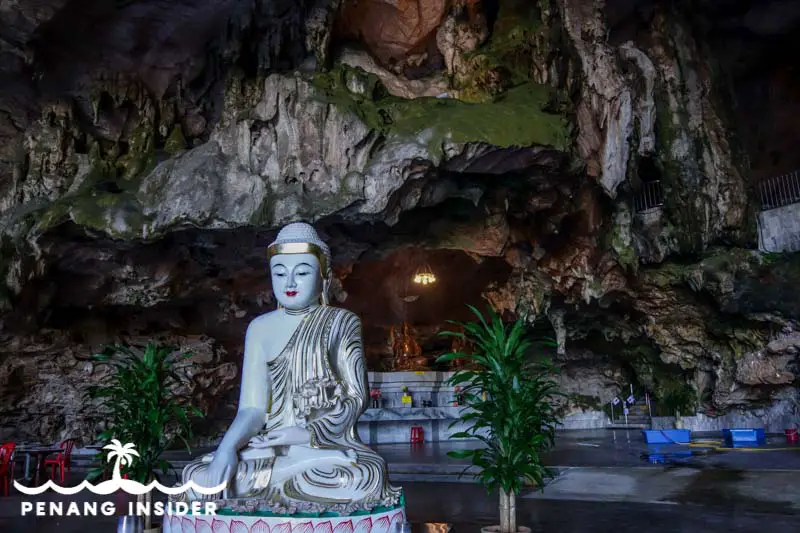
[285,291,298,297]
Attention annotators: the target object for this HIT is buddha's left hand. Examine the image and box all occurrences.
[249,426,310,447]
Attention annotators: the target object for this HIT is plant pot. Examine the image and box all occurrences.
[480,526,531,533]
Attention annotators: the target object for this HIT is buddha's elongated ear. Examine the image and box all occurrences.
[321,277,331,306]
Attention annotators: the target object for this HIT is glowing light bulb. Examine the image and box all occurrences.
[413,272,436,285]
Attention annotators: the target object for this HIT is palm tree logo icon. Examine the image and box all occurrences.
[104,439,139,482]
[14,438,227,496]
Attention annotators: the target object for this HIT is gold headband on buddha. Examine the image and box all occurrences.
[267,242,329,275]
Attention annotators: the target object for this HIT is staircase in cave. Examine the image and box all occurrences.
[607,402,652,429]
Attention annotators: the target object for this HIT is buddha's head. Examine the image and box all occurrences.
[267,222,332,310]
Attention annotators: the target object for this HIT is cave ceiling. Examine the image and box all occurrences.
[1,0,800,443]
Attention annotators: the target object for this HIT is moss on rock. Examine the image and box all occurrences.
[34,191,150,239]
[311,65,569,151]
[652,86,712,253]
[604,207,638,270]
[699,247,759,272]
[641,261,686,288]
[617,340,696,414]
[164,125,187,155]
[390,83,568,149]
[33,137,154,238]
[464,0,545,86]
[116,124,156,181]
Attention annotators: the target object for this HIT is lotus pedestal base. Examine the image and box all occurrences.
[162,506,406,533]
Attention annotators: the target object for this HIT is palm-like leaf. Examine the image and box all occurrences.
[85,342,202,483]
[436,306,562,497]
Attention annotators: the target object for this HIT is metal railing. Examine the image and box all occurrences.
[758,170,800,211]
[608,388,652,426]
[633,180,664,212]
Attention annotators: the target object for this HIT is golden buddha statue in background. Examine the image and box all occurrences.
[449,324,475,369]
[390,322,427,370]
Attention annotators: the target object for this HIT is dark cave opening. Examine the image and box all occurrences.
[572,329,699,416]
[638,155,661,184]
[18,213,522,373]
[343,247,513,371]
[633,155,664,212]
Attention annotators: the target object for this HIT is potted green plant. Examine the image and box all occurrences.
[86,342,202,533]
[437,306,562,533]
[658,380,695,430]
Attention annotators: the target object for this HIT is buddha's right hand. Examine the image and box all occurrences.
[204,448,237,489]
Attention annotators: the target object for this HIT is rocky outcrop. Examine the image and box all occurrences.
[557,0,750,256]
[1,0,798,443]
[0,332,237,443]
[559,0,643,195]
[336,0,450,69]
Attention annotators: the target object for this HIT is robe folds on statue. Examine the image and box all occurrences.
[180,306,402,513]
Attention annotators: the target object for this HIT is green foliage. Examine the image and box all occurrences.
[32,138,155,237]
[164,125,188,155]
[85,342,202,483]
[436,305,563,497]
[761,252,784,266]
[386,84,570,151]
[657,378,695,417]
[311,66,569,151]
[463,0,545,88]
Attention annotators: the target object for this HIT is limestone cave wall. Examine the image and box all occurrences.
[1,0,799,444]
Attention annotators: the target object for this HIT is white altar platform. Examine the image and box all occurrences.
[357,371,469,445]
[356,371,610,444]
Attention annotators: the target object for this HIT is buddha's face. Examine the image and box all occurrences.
[270,253,323,310]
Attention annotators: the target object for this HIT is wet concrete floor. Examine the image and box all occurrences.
[1,481,798,533]
[4,430,798,531]
[133,429,800,482]
[379,429,800,471]
[405,482,800,533]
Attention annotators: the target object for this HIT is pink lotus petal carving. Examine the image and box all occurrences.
[196,519,213,533]
[231,519,249,533]
[314,521,333,533]
[354,517,372,533]
[169,515,181,533]
[333,520,354,533]
[212,518,230,533]
[182,517,197,533]
[251,520,271,533]
[272,522,291,533]
[372,516,390,533]
[293,522,313,533]
[389,512,404,533]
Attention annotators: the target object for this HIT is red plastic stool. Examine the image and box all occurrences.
[410,426,424,444]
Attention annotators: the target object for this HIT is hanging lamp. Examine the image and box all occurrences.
[412,263,437,285]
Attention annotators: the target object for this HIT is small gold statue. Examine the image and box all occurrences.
[391,322,428,370]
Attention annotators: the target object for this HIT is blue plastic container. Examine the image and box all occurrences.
[722,428,766,447]
[642,429,691,444]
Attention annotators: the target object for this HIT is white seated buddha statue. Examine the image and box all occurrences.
[180,222,401,512]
